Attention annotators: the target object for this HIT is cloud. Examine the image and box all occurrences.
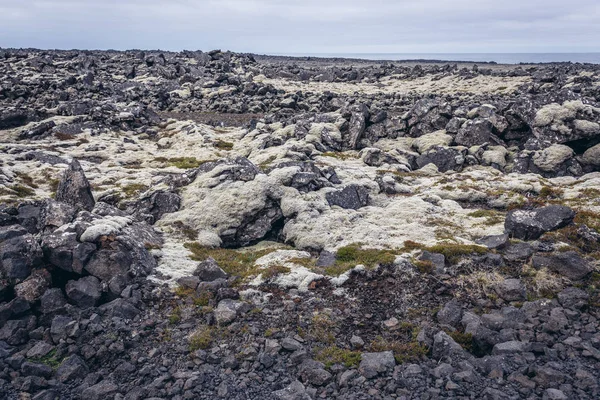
[0,0,598,53]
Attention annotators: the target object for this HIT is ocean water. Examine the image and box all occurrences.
[279,53,600,64]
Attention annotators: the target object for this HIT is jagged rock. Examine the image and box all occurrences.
[455,119,503,147]
[81,381,119,400]
[214,299,248,325]
[273,380,311,400]
[133,190,181,224]
[557,287,589,309]
[55,159,95,211]
[494,278,526,301]
[533,101,600,144]
[0,232,43,281]
[416,146,466,172]
[532,251,592,280]
[55,355,89,382]
[39,288,67,314]
[98,298,140,319]
[26,342,54,359]
[359,351,395,379]
[19,121,56,140]
[14,269,51,302]
[65,276,101,308]
[437,299,463,327]
[505,205,575,240]
[432,331,464,359]
[347,104,369,149]
[193,257,228,282]
[476,234,509,250]
[299,359,332,386]
[503,242,533,262]
[325,185,369,210]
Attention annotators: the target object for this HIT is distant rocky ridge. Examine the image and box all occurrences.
[0,49,599,399]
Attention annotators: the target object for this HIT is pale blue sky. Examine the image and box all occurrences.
[1,0,599,53]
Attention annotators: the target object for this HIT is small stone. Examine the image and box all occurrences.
[350,335,364,349]
[359,351,395,379]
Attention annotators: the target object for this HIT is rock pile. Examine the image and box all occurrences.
[0,50,599,399]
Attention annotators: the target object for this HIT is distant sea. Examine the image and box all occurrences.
[276,53,600,64]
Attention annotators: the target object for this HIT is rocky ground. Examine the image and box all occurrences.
[1,49,600,400]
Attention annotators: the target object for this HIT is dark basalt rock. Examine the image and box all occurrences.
[325,185,369,210]
[505,205,576,240]
[55,159,95,211]
[416,146,466,172]
[532,251,592,280]
[454,119,504,147]
[65,276,101,308]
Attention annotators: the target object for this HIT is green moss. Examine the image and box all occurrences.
[120,183,148,198]
[310,312,337,344]
[258,155,277,171]
[402,241,487,263]
[261,265,291,280]
[320,152,357,160]
[314,346,362,369]
[575,210,600,232]
[326,243,396,276]
[189,326,215,351]
[11,184,35,198]
[184,242,275,280]
[448,331,473,352]
[369,336,428,364]
[467,209,504,226]
[15,172,38,189]
[29,349,63,370]
[173,221,199,240]
[168,306,182,324]
[413,259,434,274]
[154,157,212,169]
[539,186,564,199]
[214,139,234,150]
[424,243,488,263]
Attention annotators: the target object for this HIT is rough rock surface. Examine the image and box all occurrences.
[0,50,600,399]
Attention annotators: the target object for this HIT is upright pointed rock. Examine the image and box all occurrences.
[55,159,95,211]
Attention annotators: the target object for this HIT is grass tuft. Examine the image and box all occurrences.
[314,346,362,369]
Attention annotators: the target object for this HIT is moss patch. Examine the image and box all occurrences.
[314,346,361,369]
[326,243,396,276]
[214,139,234,150]
[120,183,148,198]
[184,242,275,280]
[155,157,212,169]
[370,336,428,364]
[189,326,215,351]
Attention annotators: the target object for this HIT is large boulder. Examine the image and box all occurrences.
[65,276,101,308]
[0,232,43,282]
[55,159,95,211]
[505,205,575,240]
[454,119,503,147]
[532,252,593,280]
[325,185,369,210]
[533,101,600,144]
[582,143,600,167]
[532,145,574,173]
[416,146,466,172]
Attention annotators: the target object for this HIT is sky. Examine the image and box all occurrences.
[0,0,599,54]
